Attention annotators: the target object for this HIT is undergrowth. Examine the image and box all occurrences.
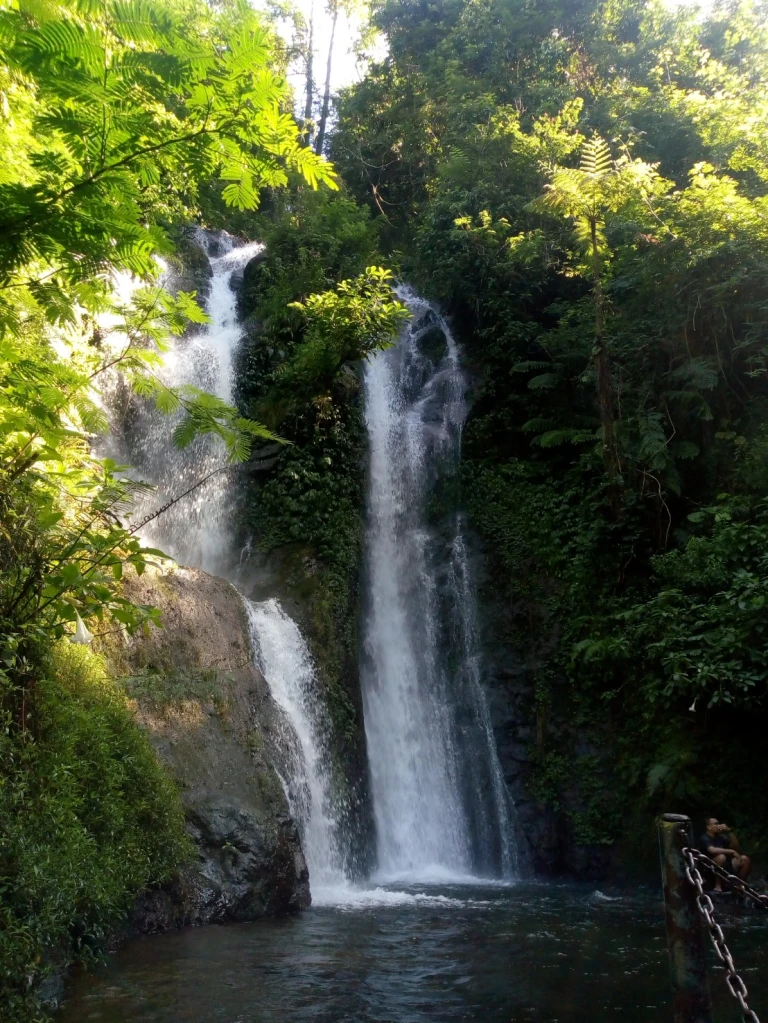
[0,643,190,1022]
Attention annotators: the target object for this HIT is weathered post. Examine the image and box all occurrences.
[658,813,714,1023]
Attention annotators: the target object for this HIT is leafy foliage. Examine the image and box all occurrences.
[334,0,768,855]
[0,0,336,328]
[0,642,190,1022]
[0,0,338,652]
[0,0,351,1014]
[274,267,408,411]
[616,499,768,709]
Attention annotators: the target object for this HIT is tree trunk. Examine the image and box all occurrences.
[303,5,315,146]
[314,5,339,155]
[591,216,620,478]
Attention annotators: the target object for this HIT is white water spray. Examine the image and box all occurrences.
[111,231,262,576]
[362,288,517,880]
[244,597,349,903]
[243,597,465,907]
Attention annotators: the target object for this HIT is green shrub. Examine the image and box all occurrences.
[0,643,190,1022]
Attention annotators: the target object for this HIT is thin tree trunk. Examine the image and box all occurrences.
[591,216,619,478]
[314,5,338,155]
[303,4,315,146]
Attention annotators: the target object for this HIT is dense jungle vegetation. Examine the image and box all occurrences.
[332,0,768,858]
[4,0,768,1014]
[0,0,397,1015]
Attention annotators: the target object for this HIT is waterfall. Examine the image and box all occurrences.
[447,527,517,876]
[104,229,360,901]
[244,598,350,903]
[104,230,516,896]
[244,598,461,907]
[361,287,517,880]
[111,230,262,576]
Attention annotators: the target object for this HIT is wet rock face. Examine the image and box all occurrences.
[186,803,310,920]
[475,560,617,881]
[131,807,310,933]
[167,227,213,300]
[105,565,311,932]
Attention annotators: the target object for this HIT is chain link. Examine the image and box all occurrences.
[682,847,760,1023]
[685,848,768,912]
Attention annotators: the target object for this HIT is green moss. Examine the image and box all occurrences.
[119,666,229,709]
[246,730,263,753]
[256,768,285,805]
[0,643,191,1022]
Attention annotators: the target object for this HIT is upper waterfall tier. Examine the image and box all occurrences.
[107,230,261,577]
[361,287,517,880]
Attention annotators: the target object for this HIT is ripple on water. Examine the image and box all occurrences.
[56,882,768,1023]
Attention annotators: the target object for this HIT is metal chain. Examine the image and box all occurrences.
[685,848,768,911]
[682,847,760,1023]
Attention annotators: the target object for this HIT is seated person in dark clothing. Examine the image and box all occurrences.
[700,817,752,891]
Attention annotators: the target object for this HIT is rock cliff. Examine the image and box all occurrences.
[105,564,310,931]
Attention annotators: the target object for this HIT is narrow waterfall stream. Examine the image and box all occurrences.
[362,288,517,880]
[112,231,263,576]
[105,230,356,898]
[243,597,350,903]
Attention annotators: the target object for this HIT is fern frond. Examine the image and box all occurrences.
[522,417,557,433]
[23,19,106,77]
[172,416,199,451]
[580,135,612,178]
[511,360,552,373]
[71,394,109,434]
[528,373,562,390]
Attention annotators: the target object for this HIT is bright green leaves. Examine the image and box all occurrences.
[0,637,191,1022]
[171,387,278,463]
[579,135,612,179]
[0,0,349,652]
[0,264,271,645]
[222,174,260,212]
[0,426,168,643]
[0,0,336,327]
[267,267,408,418]
[534,135,668,272]
[40,528,165,638]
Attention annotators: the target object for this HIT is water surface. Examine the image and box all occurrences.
[58,881,768,1022]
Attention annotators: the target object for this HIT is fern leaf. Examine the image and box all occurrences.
[534,429,595,447]
[580,135,612,179]
[528,373,561,390]
[172,416,199,451]
[511,360,552,373]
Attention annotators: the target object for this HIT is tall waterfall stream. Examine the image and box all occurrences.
[108,231,263,577]
[109,232,517,900]
[362,287,516,881]
[60,231,768,1022]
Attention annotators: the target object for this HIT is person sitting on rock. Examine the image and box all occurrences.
[700,817,751,892]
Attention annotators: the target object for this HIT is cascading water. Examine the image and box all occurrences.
[112,231,263,576]
[243,597,350,903]
[447,527,517,876]
[105,231,516,897]
[104,230,357,900]
[362,287,517,880]
[244,596,465,906]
